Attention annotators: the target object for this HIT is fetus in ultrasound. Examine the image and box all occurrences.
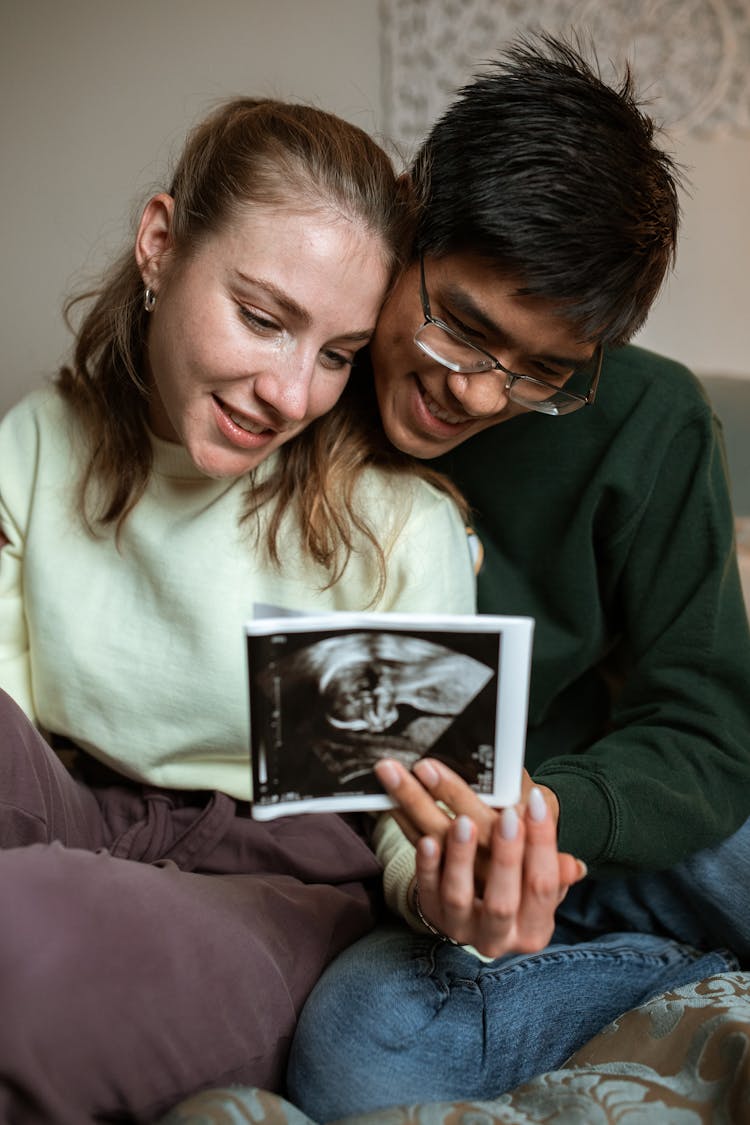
[257,631,495,789]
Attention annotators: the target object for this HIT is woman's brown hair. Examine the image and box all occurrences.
[57,97,463,597]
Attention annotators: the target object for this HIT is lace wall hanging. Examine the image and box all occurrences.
[380,0,750,156]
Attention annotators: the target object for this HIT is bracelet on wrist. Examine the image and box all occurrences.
[412,882,461,946]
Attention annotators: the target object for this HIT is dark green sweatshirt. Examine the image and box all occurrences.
[435,344,750,876]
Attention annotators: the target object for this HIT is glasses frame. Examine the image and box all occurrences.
[415,257,602,415]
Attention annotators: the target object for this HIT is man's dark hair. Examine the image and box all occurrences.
[410,33,682,346]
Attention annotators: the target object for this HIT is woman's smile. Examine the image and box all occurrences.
[211,394,278,448]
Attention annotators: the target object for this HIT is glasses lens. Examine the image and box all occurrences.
[513,345,601,412]
[508,384,585,415]
[414,322,496,373]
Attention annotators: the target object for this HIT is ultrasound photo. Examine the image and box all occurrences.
[245,611,533,818]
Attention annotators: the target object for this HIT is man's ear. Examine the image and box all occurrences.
[135,193,175,289]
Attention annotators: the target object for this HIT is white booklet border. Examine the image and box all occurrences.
[245,611,533,820]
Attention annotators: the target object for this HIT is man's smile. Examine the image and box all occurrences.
[420,380,467,426]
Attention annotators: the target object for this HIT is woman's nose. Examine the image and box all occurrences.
[445,369,510,417]
[253,353,315,423]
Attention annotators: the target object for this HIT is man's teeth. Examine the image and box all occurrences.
[423,389,463,425]
[229,411,267,434]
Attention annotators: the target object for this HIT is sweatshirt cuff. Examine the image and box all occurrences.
[533,766,616,867]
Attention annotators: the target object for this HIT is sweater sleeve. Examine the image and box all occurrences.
[373,807,493,962]
[0,400,36,721]
[376,479,477,616]
[536,411,750,874]
[368,480,477,914]
[372,812,419,927]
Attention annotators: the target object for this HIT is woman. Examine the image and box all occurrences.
[0,97,476,1123]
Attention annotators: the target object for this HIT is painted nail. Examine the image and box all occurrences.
[454,815,473,843]
[420,837,438,860]
[375,760,400,790]
[528,787,547,823]
[500,806,519,841]
[413,759,440,789]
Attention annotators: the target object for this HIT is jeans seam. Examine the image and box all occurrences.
[445,944,733,984]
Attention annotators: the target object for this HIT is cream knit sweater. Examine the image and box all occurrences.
[0,387,475,801]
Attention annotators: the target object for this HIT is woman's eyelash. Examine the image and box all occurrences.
[237,305,355,371]
[239,306,279,332]
[322,351,354,370]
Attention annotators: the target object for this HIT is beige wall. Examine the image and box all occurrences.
[635,134,750,377]
[1,0,749,420]
[0,0,382,417]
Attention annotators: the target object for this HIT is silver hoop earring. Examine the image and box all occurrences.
[144,287,157,312]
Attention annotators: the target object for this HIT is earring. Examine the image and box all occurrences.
[144,287,157,312]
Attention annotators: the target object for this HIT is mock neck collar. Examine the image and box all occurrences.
[149,431,279,483]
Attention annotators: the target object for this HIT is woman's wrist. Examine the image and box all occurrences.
[412,881,461,945]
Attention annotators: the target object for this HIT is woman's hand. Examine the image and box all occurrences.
[375,757,586,959]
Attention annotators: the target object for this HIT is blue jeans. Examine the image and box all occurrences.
[286,925,733,1120]
[287,819,750,1120]
[556,828,750,956]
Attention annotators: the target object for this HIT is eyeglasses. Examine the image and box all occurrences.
[413,258,602,417]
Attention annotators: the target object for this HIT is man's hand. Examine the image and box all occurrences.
[375,758,586,959]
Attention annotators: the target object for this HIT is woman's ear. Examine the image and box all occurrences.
[135,193,175,288]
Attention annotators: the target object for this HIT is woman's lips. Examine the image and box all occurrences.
[226,408,268,435]
[212,394,276,449]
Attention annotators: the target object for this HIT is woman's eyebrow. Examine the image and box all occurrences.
[443,283,594,369]
[234,271,375,341]
[235,271,310,324]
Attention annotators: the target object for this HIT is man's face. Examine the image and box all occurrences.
[371,253,598,459]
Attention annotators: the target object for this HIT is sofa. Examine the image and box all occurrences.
[158,374,750,1125]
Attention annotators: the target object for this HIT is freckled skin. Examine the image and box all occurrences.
[137,198,390,479]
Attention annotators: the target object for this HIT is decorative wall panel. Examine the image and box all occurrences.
[381,0,750,155]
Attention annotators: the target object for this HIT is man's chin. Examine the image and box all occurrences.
[390,408,518,457]
[387,424,467,461]
[389,436,440,460]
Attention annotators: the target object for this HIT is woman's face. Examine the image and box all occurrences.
[136,194,389,478]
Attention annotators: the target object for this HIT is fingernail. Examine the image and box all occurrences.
[455,815,473,843]
[375,760,400,790]
[413,759,440,789]
[576,859,588,880]
[500,806,519,840]
[420,837,438,859]
[528,787,547,823]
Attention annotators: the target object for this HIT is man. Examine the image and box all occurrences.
[286,34,750,1118]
